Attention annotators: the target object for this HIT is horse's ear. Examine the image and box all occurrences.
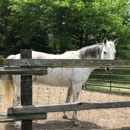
[103,37,107,44]
[114,38,118,46]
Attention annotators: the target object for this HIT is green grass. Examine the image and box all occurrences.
[83,85,110,91]
[84,84,130,93]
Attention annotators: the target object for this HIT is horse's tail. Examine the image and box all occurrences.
[2,75,14,104]
[2,54,16,104]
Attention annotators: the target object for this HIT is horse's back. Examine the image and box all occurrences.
[7,50,80,60]
[32,51,80,59]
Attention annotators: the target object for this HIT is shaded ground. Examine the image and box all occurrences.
[0,82,130,130]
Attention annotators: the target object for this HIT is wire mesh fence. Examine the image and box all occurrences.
[32,83,130,130]
[0,67,130,130]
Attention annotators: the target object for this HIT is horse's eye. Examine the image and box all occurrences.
[104,51,106,54]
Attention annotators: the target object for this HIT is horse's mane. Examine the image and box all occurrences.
[79,43,102,59]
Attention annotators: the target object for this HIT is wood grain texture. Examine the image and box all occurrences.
[0,67,47,75]
[8,101,130,115]
[20,49,32,130]
[4,59,130,67]
[0,113,47,122]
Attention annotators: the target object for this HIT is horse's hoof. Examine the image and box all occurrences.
[74,120,81,127]
[63,115,68,119]
[14,121,20,129]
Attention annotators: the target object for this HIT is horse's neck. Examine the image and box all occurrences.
[79,44,102,59]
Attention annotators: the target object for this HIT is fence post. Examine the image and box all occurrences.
[20,49,32,130]
[110,73,112,91]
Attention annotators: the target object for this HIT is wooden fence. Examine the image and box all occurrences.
[0,49,130,130]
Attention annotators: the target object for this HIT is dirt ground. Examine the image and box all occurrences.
[0,82,130,130]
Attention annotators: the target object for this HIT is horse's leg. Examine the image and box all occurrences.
[13,84,21,129]
[72,82,82,127]
[13,76,21,129]
[63,87,72,119]
[13,76,21,106]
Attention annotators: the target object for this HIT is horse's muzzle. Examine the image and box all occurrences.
[105,67,114,74]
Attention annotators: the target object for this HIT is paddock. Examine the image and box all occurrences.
[0,49,130,130]
[0,82,130,130]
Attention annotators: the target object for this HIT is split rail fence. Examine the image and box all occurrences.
[0,49,130,130]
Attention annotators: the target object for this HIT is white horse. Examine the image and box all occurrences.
[3,38,118,128]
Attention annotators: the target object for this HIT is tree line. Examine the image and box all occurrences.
[0,0,130,58]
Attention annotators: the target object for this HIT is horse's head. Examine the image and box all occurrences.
[101,38,118,74]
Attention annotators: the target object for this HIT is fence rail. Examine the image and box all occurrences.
[8,101,130,114]
[86,67,130,92]
[4,59,130,67]
[0,67,47,75]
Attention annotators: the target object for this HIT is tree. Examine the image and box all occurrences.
[0,0,10,57]
[0,0,130,58]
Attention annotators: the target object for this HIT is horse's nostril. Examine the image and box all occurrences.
[107,68,109,71]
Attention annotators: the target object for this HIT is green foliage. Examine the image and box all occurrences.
[0,55,4,65]
[0,0,130,58]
